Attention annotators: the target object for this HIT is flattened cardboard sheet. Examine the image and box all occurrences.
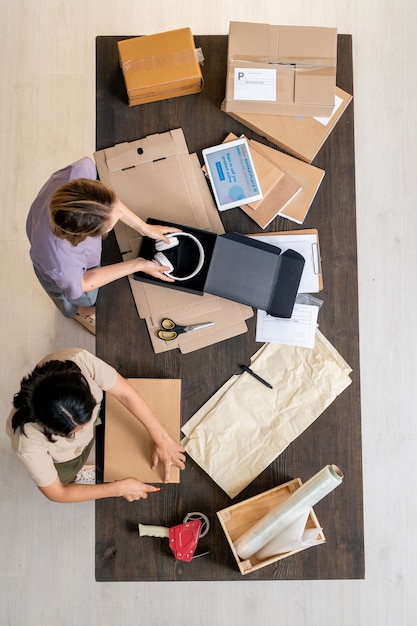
[117,28,203,107]
[104,379,181,483]
[225,86,352,164]
[95,129,224,254]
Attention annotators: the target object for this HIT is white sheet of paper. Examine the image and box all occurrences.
[314,95,343,126]
[256,303,318,348]
[249,233,321,293]
[234,67,276,101]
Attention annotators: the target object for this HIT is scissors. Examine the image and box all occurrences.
[157,318,215,341]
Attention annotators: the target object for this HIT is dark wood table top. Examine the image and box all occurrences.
[95,34,364,581]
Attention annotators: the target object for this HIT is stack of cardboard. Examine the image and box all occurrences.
[222,133,325,227]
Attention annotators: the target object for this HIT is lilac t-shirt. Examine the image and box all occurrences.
[26,157,102,300]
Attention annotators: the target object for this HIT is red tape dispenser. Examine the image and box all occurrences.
[138,512,209,562]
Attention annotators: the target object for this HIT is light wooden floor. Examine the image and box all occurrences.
[1,1,415,624]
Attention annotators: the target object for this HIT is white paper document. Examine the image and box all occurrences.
[314,95,343,126]
[256,303,318,348]
[234,67,276,101]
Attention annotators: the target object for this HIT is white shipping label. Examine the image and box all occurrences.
[234,68,276,101]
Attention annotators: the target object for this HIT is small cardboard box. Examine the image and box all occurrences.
[225,86,352,163]
[117,28,203,106]
[224,22,337,117]
[217,479,324,575]
[135,218,305,319]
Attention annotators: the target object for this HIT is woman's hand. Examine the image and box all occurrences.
[134,258,176,282]
[151,434,186,483]
[114,478,160,502]
[141,223,181,244]
[38,474,160,503]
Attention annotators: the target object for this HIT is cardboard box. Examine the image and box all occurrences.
[135,218,305,319]
[217,479,324,575]
[225,86,352,163]
[94,129,253,353]
[103,379,181,484]
[224,22,337,117]
[117,28,203,106]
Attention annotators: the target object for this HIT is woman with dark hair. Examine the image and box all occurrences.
[6,348,186,503]
[26,157,178,334]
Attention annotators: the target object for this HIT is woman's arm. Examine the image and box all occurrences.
[107,374,186,483]
[80,199,181,292]
[38,475,159,503]
[115,199,180,242]
[81,256,175,292]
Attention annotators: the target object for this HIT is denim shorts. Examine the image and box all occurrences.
[33,264,98,318]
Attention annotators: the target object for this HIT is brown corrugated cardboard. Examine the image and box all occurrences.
[94,129,253,354]
[117,28,203,106]
[224,22,337,117]
[224,86,352,163]
[103,379,181,484]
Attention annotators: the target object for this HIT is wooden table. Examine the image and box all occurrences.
[95,34,364,581]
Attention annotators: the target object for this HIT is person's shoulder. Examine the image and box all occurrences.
[37,348,84,367]
[71,350,118,389]
[69,157,97,182]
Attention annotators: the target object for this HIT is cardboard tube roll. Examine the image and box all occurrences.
[234,464,343,560]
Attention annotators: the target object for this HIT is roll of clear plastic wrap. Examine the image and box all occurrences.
[234,464,343,560]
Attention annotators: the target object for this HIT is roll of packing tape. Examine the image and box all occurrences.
[183,512,210,538]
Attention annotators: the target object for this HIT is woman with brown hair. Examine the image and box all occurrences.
[27,157,177,334]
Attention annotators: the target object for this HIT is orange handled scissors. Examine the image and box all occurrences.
[157,318,215,341]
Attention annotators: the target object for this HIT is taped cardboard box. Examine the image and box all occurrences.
[225,86,352,163]
[224,22,337,117]
[94,129,253,353]
[117,28,203,106]
[217,480,324,575]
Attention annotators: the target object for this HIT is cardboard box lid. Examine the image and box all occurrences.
[226,86,352,163]
[117,28,203,98]
[224,22,337,116]
[206,233,305,317]
[103,379,181,484]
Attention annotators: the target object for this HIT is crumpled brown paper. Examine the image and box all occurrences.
[181,330,352,498]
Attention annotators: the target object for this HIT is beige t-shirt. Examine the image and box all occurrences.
[6,348,117,487]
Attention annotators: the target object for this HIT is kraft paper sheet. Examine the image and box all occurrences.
[181,330,352,498]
